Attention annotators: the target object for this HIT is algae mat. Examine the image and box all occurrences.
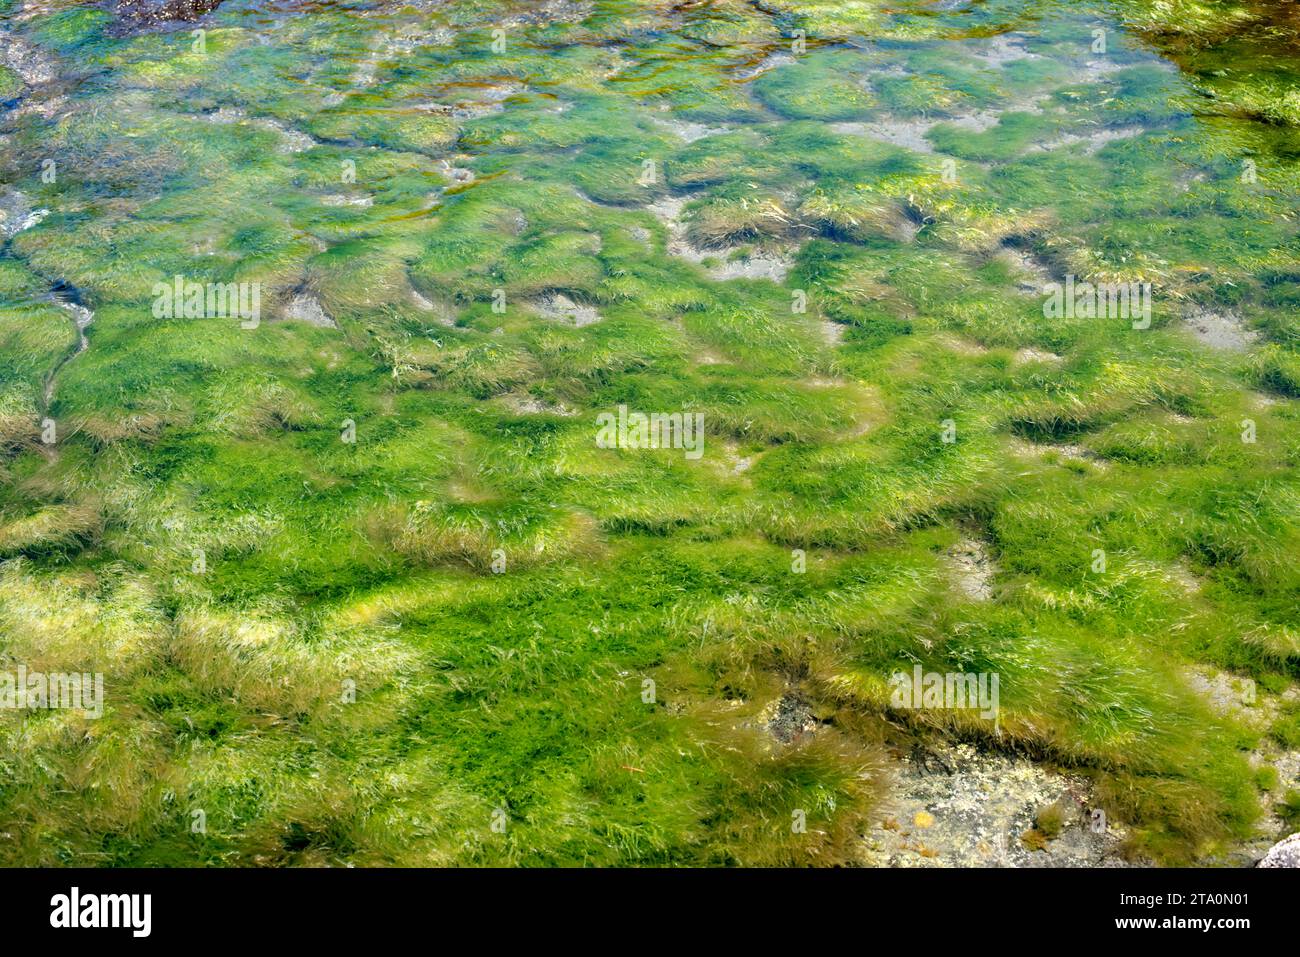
[0,0,1298,866]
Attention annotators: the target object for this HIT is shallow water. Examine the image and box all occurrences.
[1,0,1299,867]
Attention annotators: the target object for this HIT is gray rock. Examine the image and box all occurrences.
[1258,833,1300,868]
[0,28,58,86]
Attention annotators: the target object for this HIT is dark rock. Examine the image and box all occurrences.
[112,0,225,31]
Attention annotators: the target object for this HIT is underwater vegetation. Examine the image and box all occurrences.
[0,0,1298,867]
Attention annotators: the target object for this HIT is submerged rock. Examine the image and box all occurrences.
[863,742,1133,868]
[282,294,336,329]
[0,189,49,239]
[0,29,58,86]
[1258,833,1300,867]
[760,693,819,744]
[529,293,600,327]
[112,0,225,31]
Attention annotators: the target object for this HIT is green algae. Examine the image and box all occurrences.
[0,64,21,103]
[0,0,1298,868]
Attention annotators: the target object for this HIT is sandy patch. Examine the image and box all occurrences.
[1183,665,1277,731]
[651,114,732,143]
[1033,125,1145,156]
[282,293,337,328]
[947,538,997,601]
[500,393,578,416]
[994,246,1055,293]
[1010,438,1106,470]
[832,118,936,153]
[410,289,458,326]
[321,194,373,207]
[734,51,796,81]
[529,292,601,327]
[757,693,819,744]
[1013,347,1062,364]
[439,158,475,186]
[206,108,318,152]
[1184,306,1258,351]
[937,334,987,356]
[646,195,798,282]
[971,33,1040,67]
[819,320,846,345]
[0,29,57,85]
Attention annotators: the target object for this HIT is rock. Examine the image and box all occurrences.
[529,293,600,327]
[282,294,336,329]
[759,693,817,744]
[0,28,58,85]
[113,0,224,27]
[862,741,1134,868]
[0,189,49,238]
[1258,833,1300,868]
